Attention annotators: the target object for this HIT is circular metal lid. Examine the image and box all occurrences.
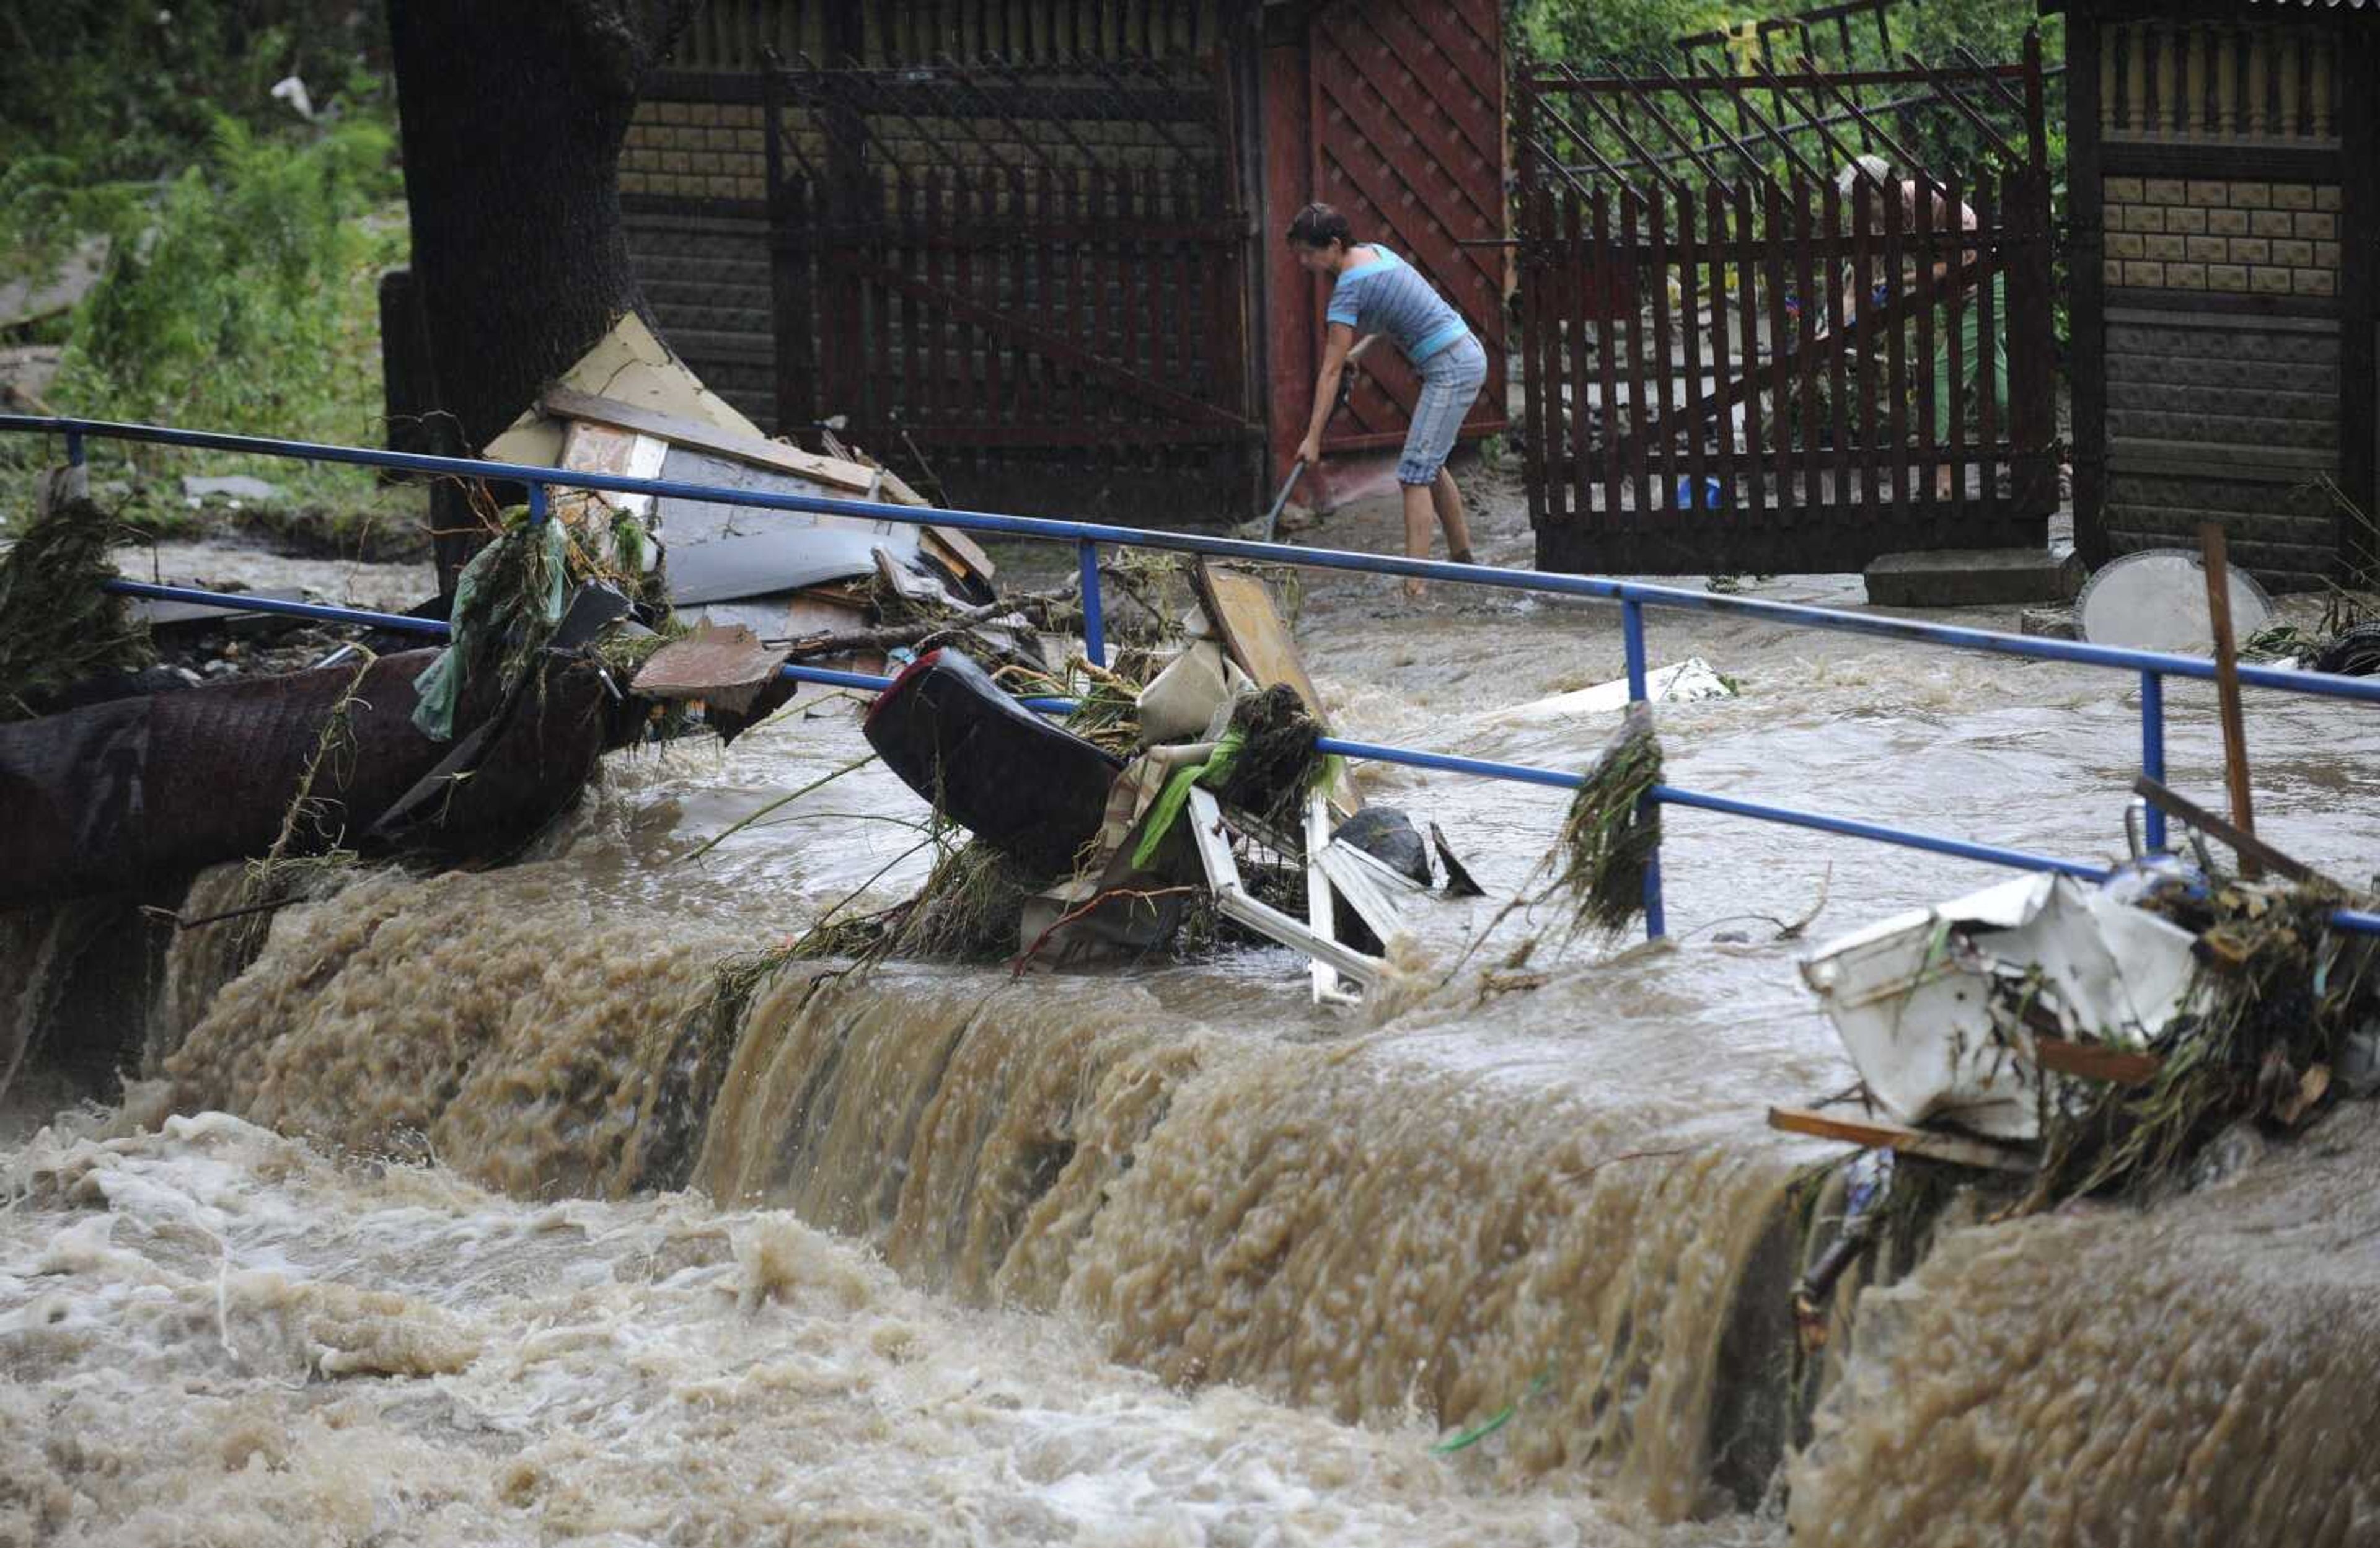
[2074,548,2275,654]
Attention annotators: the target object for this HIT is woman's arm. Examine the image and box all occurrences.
[1296,322,1358,466]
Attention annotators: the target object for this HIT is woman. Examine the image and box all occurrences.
[1287,202,1487,599]
[1835,157,2008,500]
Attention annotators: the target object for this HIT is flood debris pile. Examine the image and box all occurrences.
[725,557,1471,1006]
[1783,814,2380,1327]
[2028,873,2380,1207]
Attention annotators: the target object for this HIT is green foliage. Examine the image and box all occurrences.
[1517,0,1746,66]
[1,2,405,521]
[56,113,402,438]
[0,2,383,187]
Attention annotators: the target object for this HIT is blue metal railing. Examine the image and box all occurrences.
[11,411,2379,939]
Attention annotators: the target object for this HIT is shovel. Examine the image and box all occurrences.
[1258,333,1381,544]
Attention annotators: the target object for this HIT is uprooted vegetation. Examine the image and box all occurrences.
[0,477,154,720]
[2020,874,2380,1212]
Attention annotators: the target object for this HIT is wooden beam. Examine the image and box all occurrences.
[2131,775,2334,889]
[2029,1036,2164,1085]
[539,386,879,493]
[2197,522,2262,878]
[1768,1106,2037,1172]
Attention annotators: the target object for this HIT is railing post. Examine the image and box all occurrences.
[1078,539,1105,666]
[526,480,550,526]
[2140,669,2167,851]
[1623,596,1649,700]
[64,429,84,467]
[1624,598,1667,939]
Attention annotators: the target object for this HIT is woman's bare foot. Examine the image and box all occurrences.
[1403,576,1428,602]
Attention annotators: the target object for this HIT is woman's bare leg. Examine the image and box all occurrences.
[1401,482,1435,599]
[1432,467,1474,562]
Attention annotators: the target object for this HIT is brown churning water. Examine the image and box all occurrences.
[8,516,2380,1544]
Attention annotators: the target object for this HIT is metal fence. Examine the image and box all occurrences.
[9,411,2380,941]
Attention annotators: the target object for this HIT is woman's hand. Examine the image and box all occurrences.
[1295,433,1322,468]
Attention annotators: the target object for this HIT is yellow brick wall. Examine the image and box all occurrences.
[2101,177,2341,298]
[619,100,769,203]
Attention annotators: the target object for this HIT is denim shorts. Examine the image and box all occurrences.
[1397,333,1487,486]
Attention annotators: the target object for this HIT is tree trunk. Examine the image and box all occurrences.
[384,0,692,587]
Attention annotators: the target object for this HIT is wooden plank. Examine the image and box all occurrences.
[1882,176,1910,516]
[1735,178,1767,526]
[927,167,950,441]
[2339,23,2378,579]
[954,167,981,446]
[1196,562,1326,719]
[1824,177,1852,527]
[1975,171,2001,524]
[1767,1106,2036,1173]
[2029,1036,2164,1086]
[540,386,878,493]
[1171,162,1197,422]
[984,174,1008,434]
[1912,166,1938,514]
[2132,775,2333,887]
[1192,560,1360,812]
[772,173,819,434]
[1520,185,1548,525]
[1766,177,1796,522]
[1556,190,1584,524]
[1595,188,1625,523]
[1622,190,1652,519]
[1678,189,1708,513]
[2202,525,2261,879]
[1852,175,1880,517]
[1794,175,1821,524]
[1704,183,1737,526]
[1649,191,1679,520]
[1946,170,1968,525]
[1085,165,1113,447]
[901,175,923,444]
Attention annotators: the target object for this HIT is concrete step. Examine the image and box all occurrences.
[1864,547,2086,609]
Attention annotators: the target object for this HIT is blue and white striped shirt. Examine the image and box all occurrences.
[1324,247,1470,365]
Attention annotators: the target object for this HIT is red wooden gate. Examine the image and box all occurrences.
[1267,0,1510,477]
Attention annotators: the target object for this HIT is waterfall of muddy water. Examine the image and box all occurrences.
[1790,1104,2380,1544]
[2,1110,1687,1545]
[9,488,2380,1542]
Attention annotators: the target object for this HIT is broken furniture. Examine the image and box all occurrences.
[1797,870,2198,1143]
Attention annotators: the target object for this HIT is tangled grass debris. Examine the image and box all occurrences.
[1546,701,1664,942]
[0,480,152,721]
[2017,876,2380,1213]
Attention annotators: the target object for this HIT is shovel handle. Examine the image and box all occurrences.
[1259,458,1308,545]
[1261,336,1383,544]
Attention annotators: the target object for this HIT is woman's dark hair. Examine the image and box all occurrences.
[1285,201,1352,250]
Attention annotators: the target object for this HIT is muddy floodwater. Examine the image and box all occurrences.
[8,474,2380,1546]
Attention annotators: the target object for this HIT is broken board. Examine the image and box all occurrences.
[1767,1106,2036,1174]
[1192,560,1360,814]
[485,312,765,468]
[1195,562,1323,718]
[544,385,879,495]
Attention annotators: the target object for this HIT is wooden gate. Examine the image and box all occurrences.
[1516,33,2059,574]
[766,55,1261,506]
[1297,0,1510,462]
